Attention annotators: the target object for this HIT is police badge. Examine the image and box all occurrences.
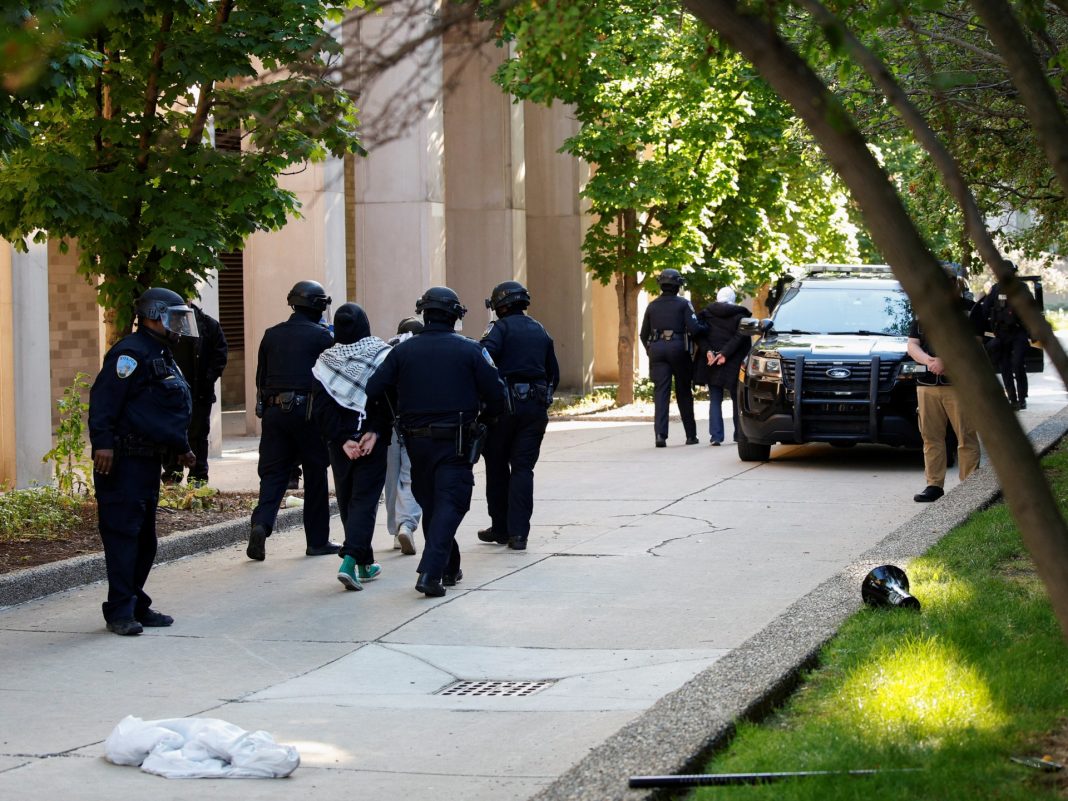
[116,355,138,378]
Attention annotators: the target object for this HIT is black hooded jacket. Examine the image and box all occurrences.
[311,303,393,447]
[692,301,752,388]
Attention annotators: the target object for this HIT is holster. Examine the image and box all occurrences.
[510,381,551,409]
[464,422,488,464]
[276,391,296,412]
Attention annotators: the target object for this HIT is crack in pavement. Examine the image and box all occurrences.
[645,528,722,556]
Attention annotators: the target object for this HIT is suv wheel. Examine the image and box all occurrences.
[737,440,771,462]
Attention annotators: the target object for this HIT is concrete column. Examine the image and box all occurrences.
[0,240,53,488]
[243,158,346,433]
[524,102,594,393]
[346,4,446,337]
[443,29,526,336]
[194,272,223,458]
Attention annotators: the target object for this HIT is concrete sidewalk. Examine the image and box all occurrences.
[1,372,1066,801]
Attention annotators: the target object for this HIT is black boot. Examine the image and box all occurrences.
[246,523,267,561]
[416,574,446,597]
[508,536,527,551]
[477,527,509,544]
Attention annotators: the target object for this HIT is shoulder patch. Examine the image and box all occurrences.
[482,320,495,339]
[116,354,138,378]
[481,347,496,367]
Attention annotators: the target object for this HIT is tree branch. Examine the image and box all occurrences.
[968,0,1068,198]
[135,12,174,173]
[185,0,235,150]
[797,0,1068,392]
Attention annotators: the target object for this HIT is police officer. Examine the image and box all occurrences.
[365,287,509,597]
[476,281,559,551]
[639,269,706,447]
[981,263,1032,410]
[89,288,197,636]
[247,280,338,561]
[161,302,228,484]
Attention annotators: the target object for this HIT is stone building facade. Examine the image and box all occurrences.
[0,9,646,488]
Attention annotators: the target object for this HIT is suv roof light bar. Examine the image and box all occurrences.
[799,264,894,277]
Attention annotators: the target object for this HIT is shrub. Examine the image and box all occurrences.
[42,373,94,497]
[158,481,220,511]
[0,485,82,542]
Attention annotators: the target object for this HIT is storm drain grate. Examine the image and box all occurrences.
[436,679,555,697]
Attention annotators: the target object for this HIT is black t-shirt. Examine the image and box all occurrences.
[908,319,950,386]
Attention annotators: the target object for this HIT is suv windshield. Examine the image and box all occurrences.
[773,285,913,336]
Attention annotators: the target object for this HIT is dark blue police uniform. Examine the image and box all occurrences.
[162,305,228,482]
[480,312,559,548]
[639,293,705,443]
[366,321,508,583]
[982,282,1031,409]
[251,313,335,548]
[89,328,192,626]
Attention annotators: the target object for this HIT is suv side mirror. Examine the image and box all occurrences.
[740,317,773,336]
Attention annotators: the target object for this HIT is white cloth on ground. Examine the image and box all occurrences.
[104,715,300,779]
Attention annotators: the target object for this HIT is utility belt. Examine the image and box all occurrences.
[114,433,168,459]
[401,419,487,464]
[507,379,552,410]
[263,390,315,421]
[652,329,689,346]
[265,391,310,409]
[993,322,1025,337]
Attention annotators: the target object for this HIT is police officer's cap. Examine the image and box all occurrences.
[485,280,531,312]
[287,280,331,312]
[135,287,199,338]
[657,269,684,288]
[416,286,467,319]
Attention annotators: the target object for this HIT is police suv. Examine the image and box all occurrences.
[735,265,925,461]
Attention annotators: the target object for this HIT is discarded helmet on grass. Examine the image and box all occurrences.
[861,565,920,610]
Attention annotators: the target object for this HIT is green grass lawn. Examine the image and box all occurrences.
[690,444,1068,800]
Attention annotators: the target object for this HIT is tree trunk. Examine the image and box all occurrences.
[615,271,639,406]
[102,306,127,350]
[796,0,1068,395]
[684,0,1068,642]
[614,206,642,406]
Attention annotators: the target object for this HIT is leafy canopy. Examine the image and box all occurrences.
[0,0,363,329]
[493,0,860,299]
[792,0,1068,264]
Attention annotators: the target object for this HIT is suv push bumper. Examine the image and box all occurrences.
[738,410,922,448]
[738,352,922,449]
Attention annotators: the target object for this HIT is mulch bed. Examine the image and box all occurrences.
[0,491,261,575]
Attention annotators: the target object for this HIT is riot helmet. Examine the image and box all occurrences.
[416,286,467,320]
[135,287,199,339]
[657,269,684,288]
[861,565,920,610]
[396,316,424,336]
[485,280,531,314]
[287,280,331,312]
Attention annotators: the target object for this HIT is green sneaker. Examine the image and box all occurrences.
[337,556,362,591]
[358,563,382,582]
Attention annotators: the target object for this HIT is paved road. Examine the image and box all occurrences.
[0,366,1064,800]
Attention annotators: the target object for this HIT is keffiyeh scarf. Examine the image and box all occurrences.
[312,337,391,424]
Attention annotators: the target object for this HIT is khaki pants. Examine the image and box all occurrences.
[917,384,980,488]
